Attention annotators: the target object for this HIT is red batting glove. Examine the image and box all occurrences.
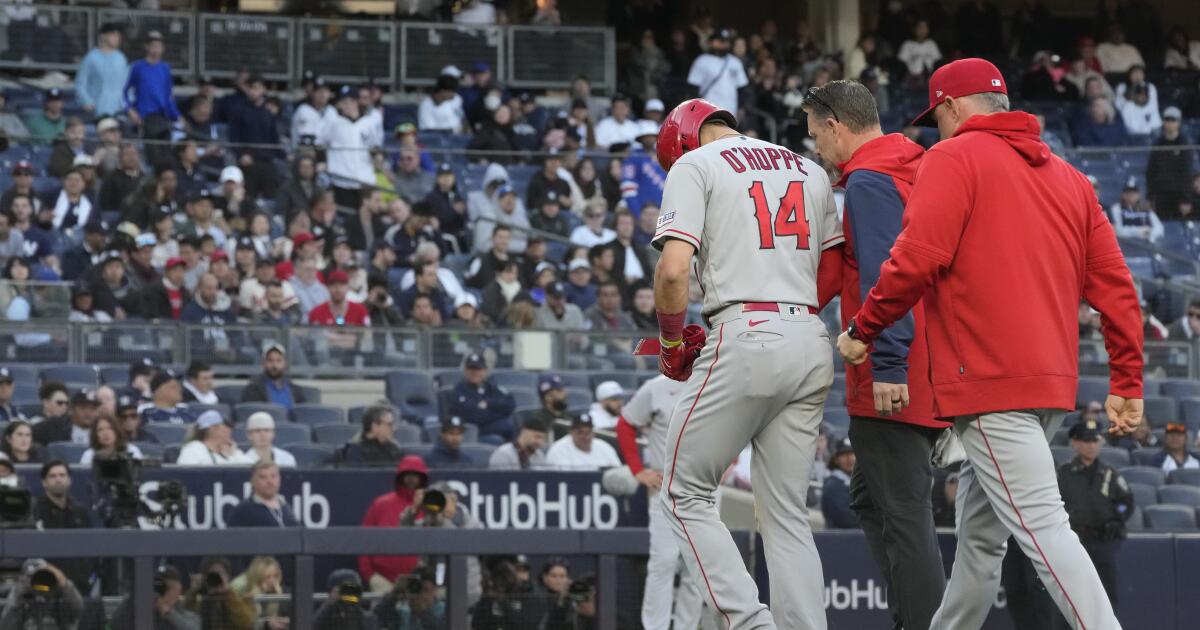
[659,325,707,381]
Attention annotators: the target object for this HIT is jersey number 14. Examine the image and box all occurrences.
[748,181,810,250]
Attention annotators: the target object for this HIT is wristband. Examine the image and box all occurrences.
[659,336,682,348]
[656,309,686,342]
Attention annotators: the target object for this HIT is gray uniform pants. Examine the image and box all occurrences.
[931,409,1122,630]
[660,305,832,630]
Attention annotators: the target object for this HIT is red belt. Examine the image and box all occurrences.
[741,302,818,314]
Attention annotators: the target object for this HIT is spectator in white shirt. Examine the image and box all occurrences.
[291,76,337,147]
[176,410,252,466]
[1096,24,1145,74]
[569,199,616,248]
[242,412,297,468]
[593,94,641,150]
[325,86,376,209]
[399,241,467,306]
[687,29,748,115]
[897,19,942,80]
[418,75,466,133]
[546,413,621,471]
[1164,26,1200,70]
[586,381,625,430]
[79,416,143,466]
[1114,82,1161,137]
[1109,178,1164,243]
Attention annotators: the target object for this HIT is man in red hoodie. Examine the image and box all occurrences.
[805,80,950,630]
[358,455,429,593]
[838,58,1144,630]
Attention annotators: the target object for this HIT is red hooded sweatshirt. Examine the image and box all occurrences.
[358,455,429,583]
[835,134,947,428]
[855,112,1143,418]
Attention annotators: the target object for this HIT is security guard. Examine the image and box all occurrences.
[1057,419,1133,616]
[138,369,197,425]
[448,353,517,443]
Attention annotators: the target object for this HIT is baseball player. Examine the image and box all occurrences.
[650,98,843,630]
[616,375,703,630]
[838,59,1144,630]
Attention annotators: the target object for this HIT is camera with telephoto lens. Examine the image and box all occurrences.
[420,489,446,514]
[568,578,593,603]
[0,487,33,529]
[93,454,187,528]
[204,571,225,592]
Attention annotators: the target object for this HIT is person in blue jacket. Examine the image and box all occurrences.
[822,438,859,529]
[424,415,477,469]
[619,124,667,218]
[138,369,196,425]
[448,353,516,444]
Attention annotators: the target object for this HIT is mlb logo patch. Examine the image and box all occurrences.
[935,90,943,97]
[991,79,1001,87]
[657,211,676,227]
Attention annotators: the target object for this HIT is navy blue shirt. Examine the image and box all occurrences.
[226,496,300,528]
[424,439,477,469]
[448,378,516,440]
[139,404,196,425]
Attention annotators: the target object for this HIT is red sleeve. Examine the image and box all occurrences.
[816,245,843,312]
[856,151,969,339]
[1081,203,1145,398]
[616,417,644,474]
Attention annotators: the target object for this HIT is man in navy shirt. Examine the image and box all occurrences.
[139,369,195,425]
[227,461,300,527]
[240,343,307,411]
[448,353,516,444]
[0,368,24,422]
[123,31,179,168]
[424,416,476,468]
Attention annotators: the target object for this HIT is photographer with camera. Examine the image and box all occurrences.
[565,576,597,630]
[359,456,428,593]
[519,558,574,630]
[397,483,482,607]
[183,557,255,630]
[110,565,201,630]
[0,560,82,630]
[374,565,445,630]
[314,570,379,630]
[33,461,93,594]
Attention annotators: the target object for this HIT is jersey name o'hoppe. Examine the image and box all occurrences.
[719,146,809,174]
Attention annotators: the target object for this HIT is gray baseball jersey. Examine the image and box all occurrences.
[651,135,844,317]
[622,374,685,471]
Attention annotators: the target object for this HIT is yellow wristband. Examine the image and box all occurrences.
[660,336,682,348]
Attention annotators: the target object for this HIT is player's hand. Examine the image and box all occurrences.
[659,325,706,381]
[635,469,663,491]
[837,331,868,365]
[1105,395,1144,436]
[873,382,910,417]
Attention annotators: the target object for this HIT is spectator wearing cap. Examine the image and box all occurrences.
[425,163,468,246]
[228,461,300,529]
[228,75,282,199]
[547,413,621,470]
[91,117,123,177]
[0,368,21,422]
[340,405,405,466]
[123,30,179,168]
[327,85,379,211]
[87,250,136,319]
[308,268,370,325]
[2,420,41,463]
[536,281,586,329]
[533,374,572,428]
[276,155,323,223]
[394,146,435,204]
[397,260,453,321]
[0,207,22,265]
[98,143,143,214]
[49,169,94,237]
[139,369,196,425]
[49,117,88,179]
[587,381,625,431]
[214,165,256,222]
[255,280,305,328]
[1148,422,1200,472]
[242,413,298,468]
[564,258,597,310]
[240,343,308,410]
[60,220,108,281]
[1114,81,1161,138]
[80,414,144,465]
[2,162,40,216]
[526,150,573,215]
[67,284,107,323]
[240,258,296,315]
[593,94,641,150]
[689,28,749,114]
[292,75,337,147]
[24,88,66,145]
[619,131,667,218]
[389,201,444,268]
[33,389,100,447]
[1109,177,1163,243]
[181,272,236,329]
[180,360,218,405]
[419,74,466,132]
[584,281,634,331]
[1146,106,1194,221]
[176,410,251,466]
[125,232,160,294]
[76,23,129,117]
[179,189,228,249]
[138,255,190,320]
[821,438,858,529]
[488,417,549,470]
[426,416,476,469]
[449,353,517,444]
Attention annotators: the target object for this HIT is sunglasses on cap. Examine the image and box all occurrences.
[803,88,840,124]
[1165,422,1188,433]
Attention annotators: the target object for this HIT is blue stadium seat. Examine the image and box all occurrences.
[1162,380,1200,399]
[384,370,438,421]
[1120,466,1166,487]
[1098,447,1131,468]
[2,365,38,387]
[98,365,129,386]
[490,370,539,391]
[1076,378,1109,408]
[144,423,188,444]
[313,423,358,445]
[284,444,335,467]
[588,372,638,393]
[133,442,165,459]
[565,388,592,409]
[294,385,322,404]
[1168,469,1200,487]
[163,445,181,464]
[508,387,539,410]
[432,368,462,389]
[1051,446,1074,467]
[1143,397,1179,427]
[40,365,97,386]
[215,384,245,405]
[1180,398,1200,432]
[459,443,497,464]
[188,403,231,421]
[393,423,422,445]
[552,373,592,391]
[47,442,86,463]
[1126,506,1144,531]
[1143,504,1197,530]
[1142,380,1164,397]
[1128,482,1158,510]
[1131,449,1161,467]
[1158,485,1200,508]
[292,404,345,426]
[234,403,289,426]
[233,423,310,445]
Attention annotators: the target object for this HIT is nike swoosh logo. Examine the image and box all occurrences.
[748,319,768,327]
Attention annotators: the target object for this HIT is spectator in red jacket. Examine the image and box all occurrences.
[359,455,429,593]
[838,59,1144,630]
[307,269,370,326]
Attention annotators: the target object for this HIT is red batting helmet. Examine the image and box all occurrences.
[657,98,737,171]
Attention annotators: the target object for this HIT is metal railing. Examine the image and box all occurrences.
[0,5,615,91]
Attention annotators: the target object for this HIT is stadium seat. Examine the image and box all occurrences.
[490,370,539,391]
[1098,447,1131,468]
[215,384,245,405]
[1126,506,1144,531]
[17,403,42,418]
[1131,450,1161,466]
[1143,397,1179,427]
[565,388,592,409]
[588,372,638,393]
[1162,380,1200,399]
[189,403,232,421]
[402,445,432,461]
[1143,504,1197,530]
[292,404,345,426]
[1076,378,1109,408]
[459,443,497,464]
[285,444,335,467]
[3,365,38,387]
[1168,469,1200,487]
[294,385,322,404]
[1050,426,1071,446]
[553,373,592,391]
[1158,485,1200,508]
[47,442,86,463]
[1142,380,1164,397]
[133,442,165,459]
[40,365,97,386]
[1050,446,1075,467]
[234,403,289,426]
[144,423,188,444]
[1120,466,1166,487]
[273,423,313,445]
[1128,482,1158,510]
[98,365,129,386]
[393,423,422,444]
[1179,398,1200,432]
[313,423,358,445]
[508,387,539,410]
[163,445,181,464]
[384,370,438,421]
[432,368,463,389]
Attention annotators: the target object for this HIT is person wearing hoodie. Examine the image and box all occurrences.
[804,79,950,630]
[838,58,1144,630]
[359,454,429,593]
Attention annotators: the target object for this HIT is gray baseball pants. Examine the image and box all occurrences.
[931,409,1122,630]
[660,305,832,630]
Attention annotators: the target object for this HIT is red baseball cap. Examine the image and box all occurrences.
[293,232,316,247]
[165,257,185,269]
[210,250,229,263]
[325,269,349,285]
[911,58,1008,127]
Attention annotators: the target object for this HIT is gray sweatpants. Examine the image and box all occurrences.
[660,305,832,630]
[931,409,1122,630]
